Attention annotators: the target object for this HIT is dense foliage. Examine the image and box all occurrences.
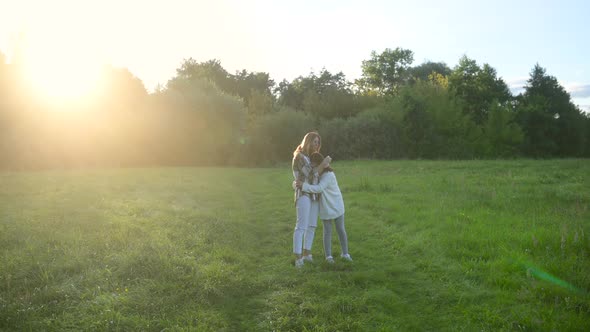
[0,48,588,169]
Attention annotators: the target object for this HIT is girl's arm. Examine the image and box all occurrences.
[308,155,331,186]
[302,173,333,193]
[295,154,330,179]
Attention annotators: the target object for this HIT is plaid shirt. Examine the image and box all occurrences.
[292,152,320,203]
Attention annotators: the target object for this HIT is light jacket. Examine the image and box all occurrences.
[302,171,344,220]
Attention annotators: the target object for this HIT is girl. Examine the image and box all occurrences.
[297,152,351,263]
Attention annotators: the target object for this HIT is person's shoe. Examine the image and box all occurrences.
[303,254,313,262]
[295,258,304,268]
[341,254,353,261]
[325,256,335,264]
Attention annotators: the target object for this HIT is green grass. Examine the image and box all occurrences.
[1,160,589,331]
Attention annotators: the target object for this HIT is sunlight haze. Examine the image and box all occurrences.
[1,0,588,110]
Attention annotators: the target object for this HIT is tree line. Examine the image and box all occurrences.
[0,47,589,169]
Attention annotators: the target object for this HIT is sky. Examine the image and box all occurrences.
[1,0,589,111]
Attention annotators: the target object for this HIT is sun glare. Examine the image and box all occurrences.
[25,56,102,101]
[21,27,104,102]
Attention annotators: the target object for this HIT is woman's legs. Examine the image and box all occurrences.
[322,219,333,258]
[334,214,349,256]
[293,195,311,259]
[303,200,319,258]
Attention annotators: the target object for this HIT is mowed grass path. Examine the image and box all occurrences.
[1,160,589,331]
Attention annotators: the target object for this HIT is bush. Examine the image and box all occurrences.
[320,106,404,160]
[397,81,480,159]
[480,103,524,158]
[243,108,316,165]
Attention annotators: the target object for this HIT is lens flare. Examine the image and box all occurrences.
[521,260,585,294]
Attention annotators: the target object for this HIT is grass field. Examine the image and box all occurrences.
[1,159,589,331]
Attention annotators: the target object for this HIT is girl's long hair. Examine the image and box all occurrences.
[293,132,321,157]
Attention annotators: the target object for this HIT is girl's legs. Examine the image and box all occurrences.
[334,214,349,256]
[293,195,311,259]
[322,219,333,258]
[303,200,320,258]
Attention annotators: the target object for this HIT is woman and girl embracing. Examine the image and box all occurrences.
[292,131,352,268]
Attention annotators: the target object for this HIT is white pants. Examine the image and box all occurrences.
[293,195,319,255]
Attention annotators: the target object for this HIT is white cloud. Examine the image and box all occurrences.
[507,78,590,100]
[506,77,528,95]
[563,83,590,98]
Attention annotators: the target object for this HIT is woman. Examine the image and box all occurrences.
[292,132,330,268]
[297,152,351,263]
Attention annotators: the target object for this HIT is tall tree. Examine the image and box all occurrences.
[96,66,148,110]
[169,58,234,94]
[516,64,586,156]
[448,56,511,125]
[584,113,590,157]
[234,70,275,108]
[358,47,414,96]
[276,69,358,119]
[169,58,274,111]
[275,78,304,111]
[408,61,451,83]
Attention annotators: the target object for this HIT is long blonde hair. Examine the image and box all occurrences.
[293,132,321,157]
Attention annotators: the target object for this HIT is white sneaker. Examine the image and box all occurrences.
[325,256,335,264]
[303,254,313,262]
[295,258,304,268]
[341,254,353,261]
